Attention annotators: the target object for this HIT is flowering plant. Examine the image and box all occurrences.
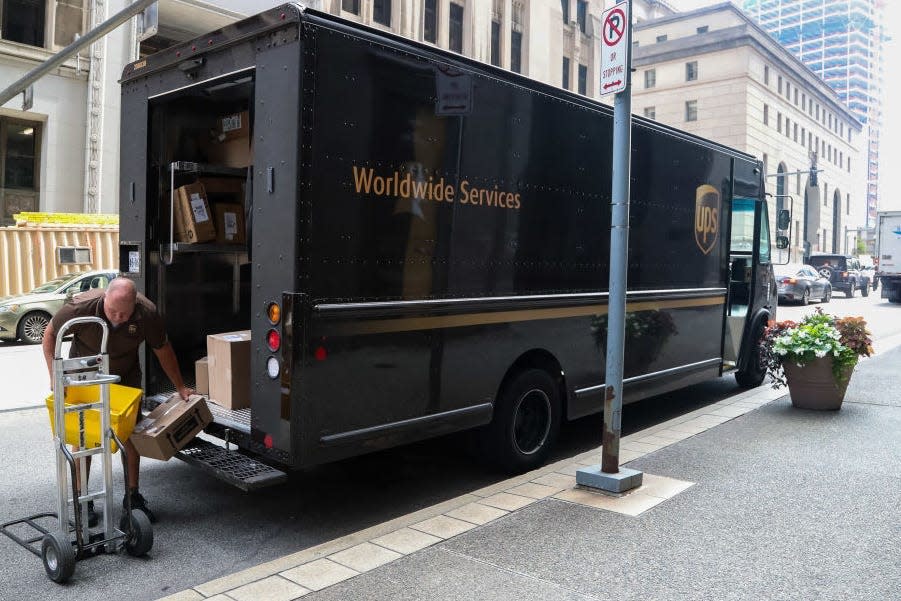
[759,308,873,389]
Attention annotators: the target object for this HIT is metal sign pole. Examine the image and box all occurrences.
[577,0,643,494]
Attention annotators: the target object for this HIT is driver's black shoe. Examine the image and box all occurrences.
[123,490,157,523]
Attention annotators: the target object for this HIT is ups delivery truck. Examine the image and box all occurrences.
[117,4,777,489]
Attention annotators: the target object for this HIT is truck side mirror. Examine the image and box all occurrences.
[776,236,789,250]
[777,209,790,230]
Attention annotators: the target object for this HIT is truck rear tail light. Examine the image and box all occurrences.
[784,277,796,284]
[314,345,327,361]
[266,356,279,379]
[267,302,281,325]
[267,329,281,352]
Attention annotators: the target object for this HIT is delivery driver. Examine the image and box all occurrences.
[42,277,193,525]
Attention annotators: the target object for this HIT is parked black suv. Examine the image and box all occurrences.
[807,254,869,298]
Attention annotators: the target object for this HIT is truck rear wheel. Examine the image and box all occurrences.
[483,369,560,473]
[861,283,869,297]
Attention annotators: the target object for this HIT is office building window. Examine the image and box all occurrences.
[764,65,769,85]
[490,20,500,66]
[785,118,790,138]
[801,127,805,145]
[424,0,437,43]
[847,156,851,172]
[645,69,656,89]
[685,100,697,122]
[577,1,587,33]
[644,106,656,120]
[793,123,798,142]
[578,64,587,95]
[562,57,570,90]
[763,104,768,125]
[657,34,668,43]
[785,81,790,99]
[846,193,850,215]
[778,76,782,94]
[1,118,40,223]
[1,0,46,46]
[511,30,522,73]
[561,0,569,23]
[449,2,463,53]
[777,112,782,133]
[342,0,360,14]
[794,89,798,105]
[696,25,708,34]
[373,0,391,26]
[686,61,698,81]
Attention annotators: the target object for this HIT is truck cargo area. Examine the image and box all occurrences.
[145,71,254,400]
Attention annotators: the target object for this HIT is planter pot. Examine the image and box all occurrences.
[782,356,854,410]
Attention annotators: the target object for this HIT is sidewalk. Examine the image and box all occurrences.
[161,346,901,601]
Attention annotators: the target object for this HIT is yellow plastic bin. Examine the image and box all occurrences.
[45,384,143,453]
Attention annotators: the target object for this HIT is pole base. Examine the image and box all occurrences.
[576,465,643,494]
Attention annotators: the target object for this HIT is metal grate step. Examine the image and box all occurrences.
[176,438,287,491]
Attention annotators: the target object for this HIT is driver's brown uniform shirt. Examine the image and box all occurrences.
[50,289,167,389]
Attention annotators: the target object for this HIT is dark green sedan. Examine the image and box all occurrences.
[0,270,117,344]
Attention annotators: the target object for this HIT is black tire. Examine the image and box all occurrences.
[822,286,831,303]
[846,282,855,298]
[120,510,153,557]
[861,282,869,297]
[735,319,766,389]
[18,311,50,344]
[41,530,75,583]
[483,369,561,473]
[800,288,810,306]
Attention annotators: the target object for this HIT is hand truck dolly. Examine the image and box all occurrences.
[0,316,153,583]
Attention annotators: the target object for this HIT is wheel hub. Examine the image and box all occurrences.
[512,388,551,455]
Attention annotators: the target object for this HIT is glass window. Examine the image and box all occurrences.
[511,30,522,73]
[644,106,655,120]
[449,3,463,53]
[577,64,587,95]
[685,100,697,122]
[342,0,360,14]
[686,61,698,81]
[657,34,668,43]
[562,57,570,90]
[1,0,46,47]
[764,65,769,85]
[424,0,437,43]
[645,69,656,89]
[576,0,587,34]
[730,198,756,253]
[373,0,391,26]
[490,20,500,66]
[763,104,768,125]
[561,0,569,23]
[1,118,40,223]
[759,201,771,264]
[696,25,708,34]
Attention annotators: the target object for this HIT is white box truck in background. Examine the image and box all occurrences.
[876,211,901,303]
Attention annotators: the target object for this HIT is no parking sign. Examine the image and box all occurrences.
[600,2,631,95]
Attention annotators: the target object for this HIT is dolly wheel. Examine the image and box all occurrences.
[41,531,76,583]
[120,511,153,557]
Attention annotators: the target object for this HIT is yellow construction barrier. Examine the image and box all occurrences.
[13,212,119,226]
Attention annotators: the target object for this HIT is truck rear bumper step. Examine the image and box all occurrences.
[176,438,287,491]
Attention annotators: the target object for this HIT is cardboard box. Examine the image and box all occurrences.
[207,330,251,410]
[195,357,209,395]
[213,202,246,244]
[206,137,252,168]
[173,182,216,243]
[130,394,213,461]
[215,111,249,142]
[206,111,252,168]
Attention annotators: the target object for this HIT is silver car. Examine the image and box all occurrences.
[0,270,118,344]
[775,263,831,305]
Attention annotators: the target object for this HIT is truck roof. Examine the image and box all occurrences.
[121,3,757,166]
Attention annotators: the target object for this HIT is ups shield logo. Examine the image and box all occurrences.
[694,185,720,255]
